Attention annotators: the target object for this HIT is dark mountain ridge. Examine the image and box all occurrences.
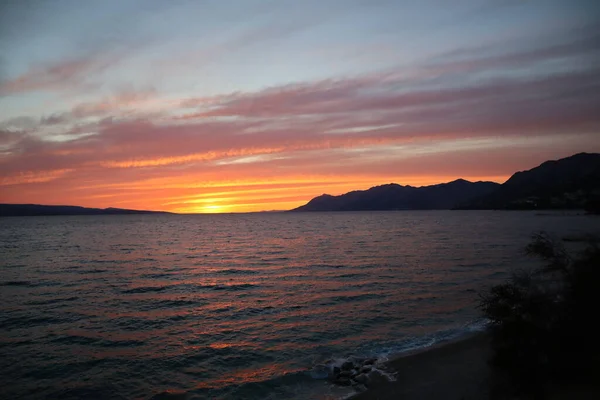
[0,204,170,217]
[292,153,600,212]
[457,152,600,210]
[292,179,500,211]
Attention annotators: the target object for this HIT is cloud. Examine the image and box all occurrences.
[423,31,600,75]
[173,29,600,124]
[0,116,37,130]
[0,46,133,96]
[40,113,71,126]
[70,87,159,118]
[1,27,600,211]
[1,63,599,181]
[178,68,600,137]
[0,168,74,186]
[1,58,96,96]
[0,129,24,148]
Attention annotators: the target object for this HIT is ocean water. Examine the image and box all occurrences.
[1,211,597,399]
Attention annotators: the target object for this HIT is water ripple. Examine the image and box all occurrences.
[0,211,596,400]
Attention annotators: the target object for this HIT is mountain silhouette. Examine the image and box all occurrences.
[292,153,600,212]
[457,152,600,210]
[0,204,170,217]
[291,179,500,211]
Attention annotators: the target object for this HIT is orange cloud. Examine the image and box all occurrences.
[2,29,600,212]
[0,169,73,186]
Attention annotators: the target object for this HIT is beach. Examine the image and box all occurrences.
[351,332,492,400]
[350,332,600,400]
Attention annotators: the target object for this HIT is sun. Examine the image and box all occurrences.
[174,200,235,214]
[202,204,226,213]
[194,202,237,214]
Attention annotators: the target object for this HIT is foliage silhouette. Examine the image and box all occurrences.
[480,232,600,398]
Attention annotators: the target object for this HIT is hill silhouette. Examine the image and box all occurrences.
[292,153,600,212]
[0,204,170,217]
[457,153,600,210]
[292,179,500,211]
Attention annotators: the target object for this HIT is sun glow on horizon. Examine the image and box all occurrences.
[188,203,232,214]
[147,174,510,214]
[1,0,598,212]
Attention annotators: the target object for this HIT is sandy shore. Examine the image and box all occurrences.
[350,332,600,400]
[351,332,493,400]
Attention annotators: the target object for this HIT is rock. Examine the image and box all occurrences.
[360,366,372,373]
[354,373,370,385]
[339,370,353,378]
[364,358,377,365]
[341,361,354,371]
[352,383,368,392]
[335,377,352,386]
[350,356,365,364]
[367,369,389,387]
[332,366,341,376]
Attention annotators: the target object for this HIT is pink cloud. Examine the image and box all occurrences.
[2,65,599,182]
[422,32,600,76]
[2,28,600,211]
[0,50,128,96]
[180,68,600,121]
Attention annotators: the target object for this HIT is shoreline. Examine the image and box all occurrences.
[349,331,492,400]
[345,329,600,400]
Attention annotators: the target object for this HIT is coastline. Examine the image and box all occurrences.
[347,331,600,400]
[349,332,492,400]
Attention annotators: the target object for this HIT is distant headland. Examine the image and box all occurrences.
[0,204,171,217]
[292,153,600,212]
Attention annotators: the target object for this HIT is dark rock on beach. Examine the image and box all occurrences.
[339,370,354,378]
[336,376,352,386]
[354,373,370,385]
[341,361,354,371]
[327,355,391,391]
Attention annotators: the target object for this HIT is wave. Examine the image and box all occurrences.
[360,319,490,361]
[214,268,259,275]
[75,269,109,274]
[0,339,34,348]
[122,286,170,294]
[74,259,123,264]
[1,314,82,329]
[122,282,259,294]
[310,264,347,269]
[144,298,208,309]
[318,293,380,305]
[335,273,369,279]
[22,358,115,380]
[211,283,258,291]
[160,366,325,400]
[50,335,144,348]
[139,273,175,279]
[1,264,25,269]
[0,280,38,287]
[24,296,79,305]
[45,384,129,400]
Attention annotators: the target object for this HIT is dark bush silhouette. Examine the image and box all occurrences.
[480,232,600,398]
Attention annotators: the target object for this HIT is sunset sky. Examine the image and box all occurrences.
[1,0,599,213]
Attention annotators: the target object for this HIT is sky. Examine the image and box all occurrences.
[1,0,599,213]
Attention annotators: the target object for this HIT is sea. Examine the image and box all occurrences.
[1,211,597,399]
